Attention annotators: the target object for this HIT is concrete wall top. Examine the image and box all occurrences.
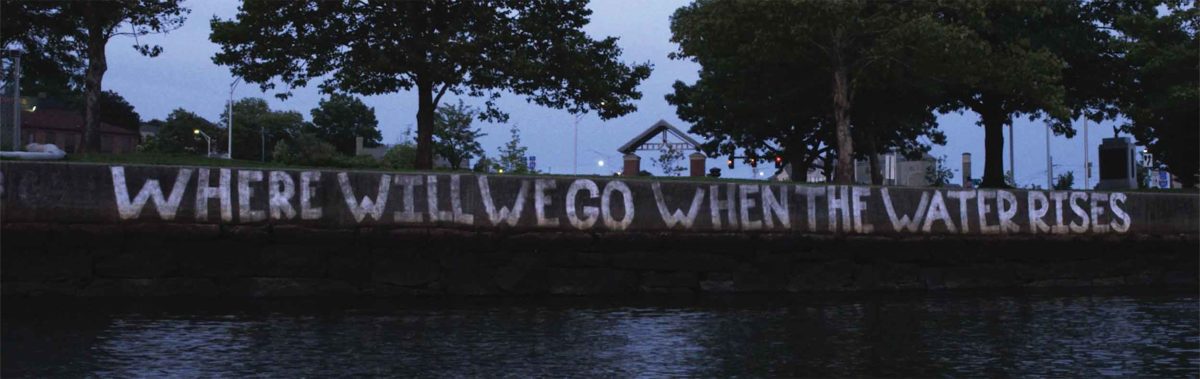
[1,161,1196,237]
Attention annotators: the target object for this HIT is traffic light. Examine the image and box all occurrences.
[774,156,783,168]
[726,157,735,169]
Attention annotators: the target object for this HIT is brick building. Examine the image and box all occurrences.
[18,107,140,153]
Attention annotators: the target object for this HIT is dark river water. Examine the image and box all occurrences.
[3,291,1197,377]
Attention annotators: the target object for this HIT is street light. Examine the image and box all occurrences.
[194,129,213,157]
[597,159,605,167]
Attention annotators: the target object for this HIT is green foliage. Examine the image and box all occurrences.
[381,128,418,170]
[331,154,381,169]
[940,1,1122,187]
[308,93,381,155]
[924,155,954,187]
[210,0,650,169]
[1114,2,1198,188]
[1054,171,1075,190]
[472,154,495,173]
[221,98,307,161]
[494,125,531,174]
[667,0,963,183]
[433,101,486,170]
[271,133,338,167]
[1,0,189,153]
[382,143,417,170]
[146,109,219,155]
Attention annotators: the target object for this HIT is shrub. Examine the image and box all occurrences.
[272,134,338,166]
[382,143,417,169]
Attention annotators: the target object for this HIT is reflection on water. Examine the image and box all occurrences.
[3,292,1197,377]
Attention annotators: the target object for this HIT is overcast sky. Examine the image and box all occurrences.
[102,0,1124,187]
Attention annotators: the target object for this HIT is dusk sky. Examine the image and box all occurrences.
[102,0,1124,187]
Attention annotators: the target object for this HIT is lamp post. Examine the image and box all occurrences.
[227,77,240,159]
[194,129,213,157]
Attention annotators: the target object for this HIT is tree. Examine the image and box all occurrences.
[433,101,486,170]
[667,0,967,183]
[0,1,188,153]
[472,154,495,173]
[272,133,339,167]
[96,91,141,132]
[382,127,418,170]
[1113,1,1198,187]
[309,93,381,155]
[150,109,220,155]
[495,125,531,174]
[924,155,954,187]
[220,98,307,161]
[654,145,686,176]
[940,1,1123,187]
[1054,171,1075,190]
[211,1,651,170]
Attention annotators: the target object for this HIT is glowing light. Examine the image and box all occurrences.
[597,160,605,167]
[193,129,200,135]
[498,168,505,174]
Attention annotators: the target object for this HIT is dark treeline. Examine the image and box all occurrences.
[668,0,1197,188]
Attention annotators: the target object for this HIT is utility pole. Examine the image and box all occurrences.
[1046,123,1053,188]
[573,114,581,175]
[227,77,240,159]
[1083,117,1090,189]
[1008,124,1015,186]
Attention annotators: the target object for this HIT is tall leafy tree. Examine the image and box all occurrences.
[211,0,651,169]
[1112,1,1197,187]
[494,125,532,174]
[940,1,1122,187]
[0,1,188,153]
[309,93,381,155]
[220,98,307,161]
[668,0,968,183]
[433,101,486,170]
[151,109,221,155]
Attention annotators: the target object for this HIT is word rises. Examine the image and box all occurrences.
[110,167,1131,234]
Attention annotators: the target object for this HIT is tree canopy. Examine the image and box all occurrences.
[1112,0,1198,187]
[220,98,307,161]
[494,125,532,174]
[0,0,188,152]
[668,0,967,183]
[146,109,220,155]
[938,0,1124,187]
[211,0,651,169]
[433,101,486,171]
[308,93,381,156]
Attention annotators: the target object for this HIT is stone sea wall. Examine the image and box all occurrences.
[1,161,1196,297]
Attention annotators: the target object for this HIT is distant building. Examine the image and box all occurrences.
[776,153,936,186]
[139,121,160,139]
[854,153,937,187]
[18,107,140,154]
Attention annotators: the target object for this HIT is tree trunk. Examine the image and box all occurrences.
[831,67,854,184]
[976,103,1009,188]
[415,79,435,170]
[784,145,807,183]
[82,14,108,154]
